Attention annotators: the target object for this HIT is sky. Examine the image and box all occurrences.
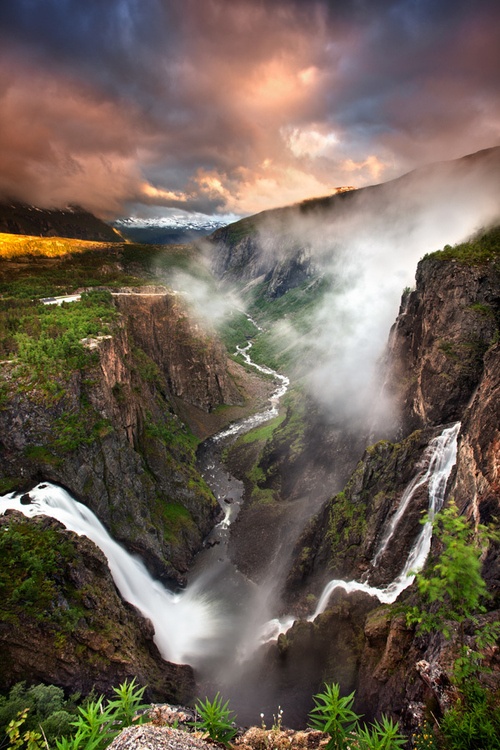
[0,0,499,220]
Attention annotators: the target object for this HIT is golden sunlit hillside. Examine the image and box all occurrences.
[0,232,122,259]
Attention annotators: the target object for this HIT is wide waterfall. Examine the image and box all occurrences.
[0,483,221,665]
[0,323,291,674]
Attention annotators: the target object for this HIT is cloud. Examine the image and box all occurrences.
[0,0,499,217]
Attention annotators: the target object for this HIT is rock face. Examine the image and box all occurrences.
[387,256,500,433]
[0,202,122,242]
[209,222,317,299]
[0,289,242,584]
[114,292,241,412]
[268,237,500,728]
[0,513,194,703]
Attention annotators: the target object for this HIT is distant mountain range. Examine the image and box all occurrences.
[113,214,237,245]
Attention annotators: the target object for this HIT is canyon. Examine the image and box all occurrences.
[0,148,499,741]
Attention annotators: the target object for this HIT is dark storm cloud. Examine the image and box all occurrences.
[0,0,498,216]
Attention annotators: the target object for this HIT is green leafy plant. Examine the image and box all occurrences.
[55,679,147,750]
[104,679,147,728]
[191,693,237,747]
[308,683,359,750]
[406,502,491,642]
[6,709,44,750]
[356,715,406,749]
[308,685,406,750]
[406,502,500,749]
[0,683,76,746]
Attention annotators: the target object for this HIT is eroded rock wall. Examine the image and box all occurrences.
[0,513,194,702]
[387,257,499,433]
[0,290,242,583]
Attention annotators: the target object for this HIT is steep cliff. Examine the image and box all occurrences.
[264,227,500,728]
[0,288,243,584]
[0,512,194,702]
[387,236,500,433]
[206,147,500,302]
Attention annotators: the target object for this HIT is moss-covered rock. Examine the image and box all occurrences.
[0,513,194,703]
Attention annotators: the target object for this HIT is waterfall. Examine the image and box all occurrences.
[0,320,291,670]
[260,421,460,638]
[311,422,460,616]
[372,421,460,565]
[0,483,221,665]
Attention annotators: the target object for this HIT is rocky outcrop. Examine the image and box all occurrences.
[0,289,242,584]
[207,213,318,298]
[0,513,194,703]
[387,254,500,433]
[114,291,242,411]
[453,342,500,603]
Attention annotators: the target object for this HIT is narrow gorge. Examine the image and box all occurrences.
[0,149,499,744]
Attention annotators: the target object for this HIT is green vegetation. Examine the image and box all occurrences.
[423,225,500,265]
[0,683,77,747]
[327,489,367,558]
[406,502,494,640]
[308,683,405,750]
[191,693,237,747]
[407,502,500,749]
[240,277,328,373]
[55,679,147,750]
[0,291,117,396]
[1,681,146,750]
[236,414,285,445]
[217,310,258,354]
[0,519,81,629]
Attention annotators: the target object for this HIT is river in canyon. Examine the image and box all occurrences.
[0,325,461,727]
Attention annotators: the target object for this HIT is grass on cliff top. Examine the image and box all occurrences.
[0,235,206,300]
[0,232,117,259]
[423,225,500,265]
[0,290,118,399]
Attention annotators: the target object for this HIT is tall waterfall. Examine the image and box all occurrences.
[312,421,460,615]
[262,421,460,639]
[0,483,221,665]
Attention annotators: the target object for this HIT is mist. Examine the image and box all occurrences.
[250,150,500,432]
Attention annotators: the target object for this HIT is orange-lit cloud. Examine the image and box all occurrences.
[0,0,499,218]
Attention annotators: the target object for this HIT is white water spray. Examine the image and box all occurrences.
[373,422,460,565]
[0,483,220,665]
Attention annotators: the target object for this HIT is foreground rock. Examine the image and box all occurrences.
[109,724,329,750]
